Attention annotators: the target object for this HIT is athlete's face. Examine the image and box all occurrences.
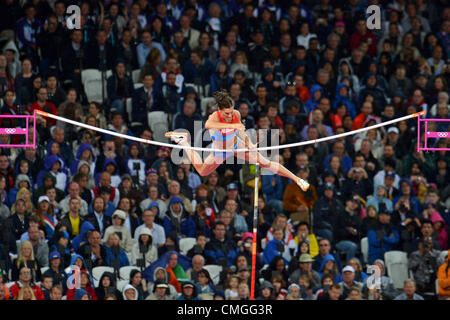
[220,107,234,122]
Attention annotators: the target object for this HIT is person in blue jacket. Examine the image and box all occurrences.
[261,171,284,214]
[204,221,239,267]
[71,221,95,252]
[163,196,196,238]
[366,183,394,214]
[304,84,324,114]
[393,178,422,215]
[333,83,356,118]
[70,143,96,176]
[104,232,130,269]
[367,210,400,264]
[263,227,289,265]
[317,254,341,283]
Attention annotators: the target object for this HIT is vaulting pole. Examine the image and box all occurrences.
[250,163,260,300]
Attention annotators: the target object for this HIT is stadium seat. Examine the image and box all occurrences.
[92,266,115,287]
[5,282,14,289]
[384,251,408,289]
[16,240,21,252]
[117,279,128,292]
[179,237,196,255]
[134,83,143,90]
[40,267,49,275]
[119,266,140,281]
[147,111,169,143]
[132,69,141,84]
[361,237,369,265]
[81,69,105,103]
[203,265,222,286]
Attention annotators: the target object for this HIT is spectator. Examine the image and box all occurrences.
[104,232,130,270]
[85,29,116,70]
[60,197,84,239]
[131,227,158,269]
[9,266,44,300]
[106,61,134,116]
[394,279,424,300]
[313,182,345,243]
[137,31,166,69]
[367,211,400,264]
[103,210,133,253]
[288,253,320,289]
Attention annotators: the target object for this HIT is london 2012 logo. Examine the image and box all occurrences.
[366,5,381,30]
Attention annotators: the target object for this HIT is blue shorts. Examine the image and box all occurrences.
[212,139,240,159]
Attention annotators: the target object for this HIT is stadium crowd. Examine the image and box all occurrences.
[0,0,449,301]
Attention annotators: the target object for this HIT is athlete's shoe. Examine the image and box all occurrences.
[296,178,310,191]
[165,131,188,144]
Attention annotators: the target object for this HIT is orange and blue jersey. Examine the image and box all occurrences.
[210,111,240,158]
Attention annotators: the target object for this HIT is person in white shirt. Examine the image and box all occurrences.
[134,209,165,247]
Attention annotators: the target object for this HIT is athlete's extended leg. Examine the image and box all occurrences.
[165,131,223,176]
[234,141,310,191]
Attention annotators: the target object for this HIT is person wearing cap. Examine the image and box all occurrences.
[337,265,363,299]
[220,182,251,215]
[103,210,133,253]
[35,195,57,240]
[146,278,173,300]
[288,253,320,289]
[367,209,399,264]
[176,280,202,300]
[312,181,345,243]
[42,251,65,286]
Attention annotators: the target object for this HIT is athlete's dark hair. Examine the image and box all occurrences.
[212,90,234,110]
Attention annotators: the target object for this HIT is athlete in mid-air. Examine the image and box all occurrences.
[165,90,310,191]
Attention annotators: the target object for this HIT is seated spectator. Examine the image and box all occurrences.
[288,253,320,290]
[95,271,122,301]
[195,268,215,298]
[106,60,134,116]
[105,232,130,270]
[337,266,363,299]
[85,196,112,237]
[313,182,345,243]
[312,238,341,272]
[11,240,41,281]
[9,266,44,300]
[60,198,84,239]
[394,279,424,300]
[177,280,202,300]
[146,279,173,300]
[42,251,65,287]
[335,198,363,261]
[29,87,58,126]
[317,283,343,300]
[163,196,196,239]
[263,227,290,265]
[130,227,158,269]
[77,229,107,272]
[66,270,97,300]
[204,221,239,267]
[103,210,133,253]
